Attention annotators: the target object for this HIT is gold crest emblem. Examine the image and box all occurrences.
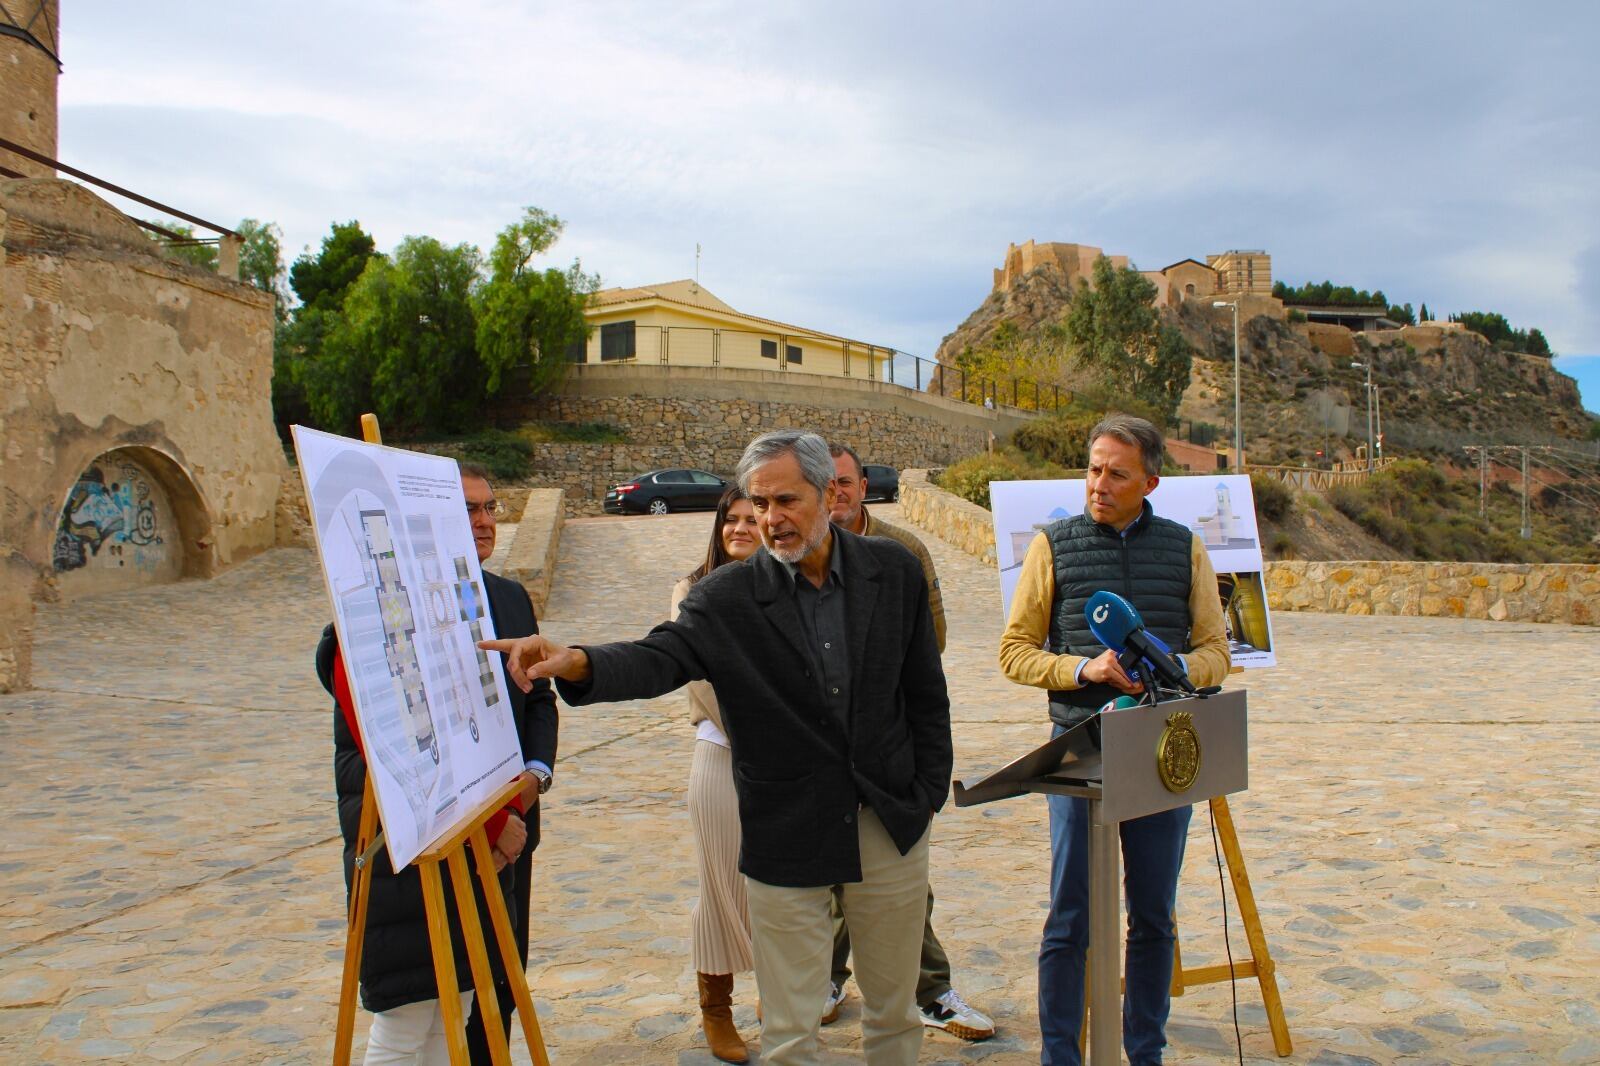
[1157,710,1201,792]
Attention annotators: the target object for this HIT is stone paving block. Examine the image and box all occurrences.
[1,506,1597,1063]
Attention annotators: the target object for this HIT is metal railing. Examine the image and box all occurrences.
[576,324,1068,414]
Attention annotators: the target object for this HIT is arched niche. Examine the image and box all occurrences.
[50,446,214,597]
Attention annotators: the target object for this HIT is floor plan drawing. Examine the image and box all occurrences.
[294,427,523,870]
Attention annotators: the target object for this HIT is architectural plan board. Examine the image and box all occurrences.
[990,475,1277,668]
[292,426,523,869]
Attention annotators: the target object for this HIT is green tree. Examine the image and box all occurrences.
[1387,302,1415,326]
[1419,301,1431,323]
[315,237,485,436]
[149,220,219,271]
[1062,257,1193,419]
[1273,279,1390,307]
[1526,327,1552,358]
[277,222,381,435]
[474,208,599,396]
[237,218,288,318]
[290,221,379,311]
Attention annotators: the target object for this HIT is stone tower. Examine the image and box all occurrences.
[0,0,61,176]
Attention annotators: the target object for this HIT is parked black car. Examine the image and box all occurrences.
[862,463,899,502]
[604,469,728,515]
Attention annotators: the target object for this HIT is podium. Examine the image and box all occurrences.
[955,690,1285,1064]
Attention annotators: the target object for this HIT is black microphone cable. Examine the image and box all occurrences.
[1208,803,1245,1065]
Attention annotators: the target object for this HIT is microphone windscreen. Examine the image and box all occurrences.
[1096,694,1142,714]
[1086,590,1142,651]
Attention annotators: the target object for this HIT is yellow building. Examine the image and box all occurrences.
[577,280,893,380]
[1207,249,1273,295]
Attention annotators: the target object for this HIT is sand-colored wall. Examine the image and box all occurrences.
[0,178,284,690]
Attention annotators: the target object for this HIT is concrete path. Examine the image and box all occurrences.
[1,505,1596,1064]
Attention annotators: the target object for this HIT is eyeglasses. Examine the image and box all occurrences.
[465,500,500,517]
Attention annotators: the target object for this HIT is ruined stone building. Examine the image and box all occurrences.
[1,1,284,690]
[990,239,1271,307]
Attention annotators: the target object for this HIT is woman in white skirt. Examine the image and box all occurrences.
[672,485,761,1063]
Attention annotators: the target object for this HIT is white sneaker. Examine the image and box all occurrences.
[821,980,846,1025]
[920,988,995,1040]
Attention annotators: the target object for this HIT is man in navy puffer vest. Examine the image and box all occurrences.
[1000,415,1230,1065]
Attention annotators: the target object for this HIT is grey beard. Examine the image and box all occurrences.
[766,520,827,565]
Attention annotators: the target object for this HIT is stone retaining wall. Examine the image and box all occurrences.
[1267,561,1597,625]
[494,363,1039,515]
[897,469,997,565]
[897,471,1598,626]
[499,488,564,615]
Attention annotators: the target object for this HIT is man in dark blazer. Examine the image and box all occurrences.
[482,430,951,1066]
[458,463,560,1066]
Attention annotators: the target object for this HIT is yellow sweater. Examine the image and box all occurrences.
[998,530,1231,692]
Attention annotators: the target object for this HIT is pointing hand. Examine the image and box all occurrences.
[477,635,592,691]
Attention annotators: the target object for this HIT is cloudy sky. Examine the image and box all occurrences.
[55,1,1600,409]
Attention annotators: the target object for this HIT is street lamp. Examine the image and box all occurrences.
[1213,301,1242,469]
[1351,360,1375,470]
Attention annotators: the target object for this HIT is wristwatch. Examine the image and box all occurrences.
[529,766,553,794]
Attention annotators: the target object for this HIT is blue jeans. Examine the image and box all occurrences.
[1039,742,1191,1065]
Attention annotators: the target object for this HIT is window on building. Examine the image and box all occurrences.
[600,321,636,361]
[786,345,802,365]
[760,339,778,359]
[1185,283,1196,296]
[565,337,587,363]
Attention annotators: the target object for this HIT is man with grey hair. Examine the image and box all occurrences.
[999,414,1229,1064]
[481,429,952,1066]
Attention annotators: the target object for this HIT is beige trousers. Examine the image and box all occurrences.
[745,808,929,1066]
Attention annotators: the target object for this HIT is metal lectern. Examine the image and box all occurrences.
[954,690,1253,1066]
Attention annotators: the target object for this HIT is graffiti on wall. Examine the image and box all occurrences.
[52,458,169,575]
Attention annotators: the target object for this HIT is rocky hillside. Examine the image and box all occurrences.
[938,263,1593,464]
[935,264,1076,364]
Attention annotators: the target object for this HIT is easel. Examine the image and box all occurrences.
[330,413,551,1066]
[1081,794,1292,1058]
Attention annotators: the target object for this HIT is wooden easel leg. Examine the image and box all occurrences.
[1210,796,1292,1057]
[1078,957,1089,1059]
[446,847,512,1066]
[419,857,472,1065]
[334,780,379,1066]
[1170,925,1186,997]
[471,827,552,1066]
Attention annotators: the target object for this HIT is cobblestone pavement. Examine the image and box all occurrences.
[2,505,1597,1064]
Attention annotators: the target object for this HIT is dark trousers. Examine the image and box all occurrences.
[1038,786,1189,1066]
[465,804,538,1066]
[830,884,951,1010]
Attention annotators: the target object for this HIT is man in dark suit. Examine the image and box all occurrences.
[458,463,560,1066]
[482,430,951,1066]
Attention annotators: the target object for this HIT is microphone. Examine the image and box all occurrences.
[1085,591,1197,695]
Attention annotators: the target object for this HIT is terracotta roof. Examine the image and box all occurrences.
[1161,258,1214,273]
[589,279,737,314]
[587,280,887,354]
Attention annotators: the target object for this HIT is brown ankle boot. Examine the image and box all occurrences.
[698,972,749,1064]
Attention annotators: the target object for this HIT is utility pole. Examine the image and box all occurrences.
[1374,386,1383,463]
[1213,301,1242,469]
[1351,360,1375,471]
[1478,446,1487,518]
[1520,447,1532,539]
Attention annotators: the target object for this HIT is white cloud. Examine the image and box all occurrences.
[46,1,1600,358]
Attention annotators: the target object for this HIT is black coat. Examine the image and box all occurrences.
[558,526,951,888]
[320,568,556,1014]
[480,570,557,969]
